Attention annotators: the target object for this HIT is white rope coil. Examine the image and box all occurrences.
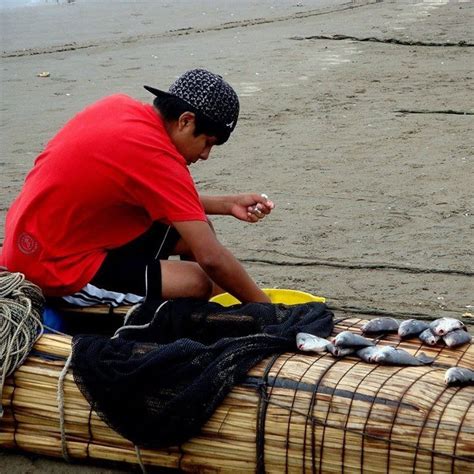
[0,270,45,417]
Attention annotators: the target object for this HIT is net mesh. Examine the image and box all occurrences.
[70,299,333,447]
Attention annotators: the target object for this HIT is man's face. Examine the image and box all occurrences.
[172,113,218,165]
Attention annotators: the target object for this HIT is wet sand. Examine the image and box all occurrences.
[1,0,473,471]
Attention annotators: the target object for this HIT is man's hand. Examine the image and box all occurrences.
[200,193,275,222]
[230,193,275,222]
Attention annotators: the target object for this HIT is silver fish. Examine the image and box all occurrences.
[376,347,433,366]
[371,346,397,363]
[333,331,374,348]
[296,333,331,352]
[442,329,472,348]
[398,319,430,339]
[430,317,466,336]
[419,328,441,346]
[357,346,382,363]
[445,367,474,386]
[327,343,356,358]
[361,317,399,335]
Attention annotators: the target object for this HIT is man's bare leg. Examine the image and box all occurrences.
[160,259,222,300]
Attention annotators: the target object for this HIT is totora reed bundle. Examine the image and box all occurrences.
[1,318,473,472]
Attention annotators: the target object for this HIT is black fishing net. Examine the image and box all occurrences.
[70,298,333,448]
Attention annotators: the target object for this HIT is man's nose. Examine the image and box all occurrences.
[200,147,211,160]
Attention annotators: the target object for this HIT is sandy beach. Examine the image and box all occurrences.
[1,0,473,471]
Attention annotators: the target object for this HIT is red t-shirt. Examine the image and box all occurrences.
[0,94,207,296]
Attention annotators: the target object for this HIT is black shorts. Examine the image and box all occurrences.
[62,222,180,307]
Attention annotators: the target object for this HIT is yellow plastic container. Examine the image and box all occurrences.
[210,288,325,307]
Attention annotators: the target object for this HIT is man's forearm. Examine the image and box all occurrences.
[200,195,233,215]
[199,246,270,303]
[172,220,270,303]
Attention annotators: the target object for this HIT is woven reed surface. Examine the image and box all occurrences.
[1,318,472,473]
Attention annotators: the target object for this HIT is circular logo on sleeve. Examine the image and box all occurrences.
[18,232,39,255]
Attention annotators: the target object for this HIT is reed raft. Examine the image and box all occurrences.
[1,318,473,473]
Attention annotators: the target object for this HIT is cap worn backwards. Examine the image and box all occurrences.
[144,69,240,133]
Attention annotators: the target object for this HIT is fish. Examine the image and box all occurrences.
[361,317,399,335]
[418,328,441,346]
[442,329,472,348]
[296,333,331,352]
[376,347,434,366]
[333,331,374,348]
[357,346,434,365]
[398,319,430,339]
[445,367,474,386]
[327,343,356,358]
[356,346,383,363]
[371,345,397,363]
[430,317,466,336]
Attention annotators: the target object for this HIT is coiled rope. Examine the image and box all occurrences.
[1,270,147,471]
[0,270,45,417]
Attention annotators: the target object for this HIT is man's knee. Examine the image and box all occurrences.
[191,271,213,300]
[161,260,213,300]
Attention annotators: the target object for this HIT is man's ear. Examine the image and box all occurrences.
[177,111,196,131]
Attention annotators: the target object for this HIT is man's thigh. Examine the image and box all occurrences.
[63,221,217,306]
[90,222,180,295]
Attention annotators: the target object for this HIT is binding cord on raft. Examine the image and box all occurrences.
[0,270,45,417]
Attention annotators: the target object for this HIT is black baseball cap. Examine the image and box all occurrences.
[144,69,240,134]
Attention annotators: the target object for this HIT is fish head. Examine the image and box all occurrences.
[363,349,375,362]
[296,333,310,347]
[432,317,464,336]
[368,353,377,363]
[372,352,384,363]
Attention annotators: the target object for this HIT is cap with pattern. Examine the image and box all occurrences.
[144,69,239,133]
